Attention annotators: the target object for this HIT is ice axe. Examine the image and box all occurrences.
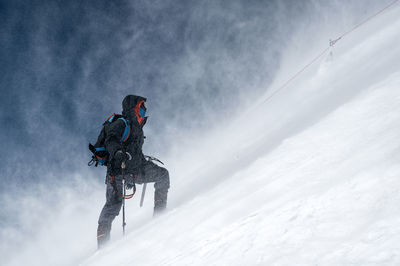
[145,155,164,165]
[140,155,164,207]
[140,183,147,207]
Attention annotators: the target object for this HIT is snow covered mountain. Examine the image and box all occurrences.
[81,3,400,266]
[2,1,400,266]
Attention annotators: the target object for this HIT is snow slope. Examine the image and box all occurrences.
[81,3,400,266]
[2,2,399,266]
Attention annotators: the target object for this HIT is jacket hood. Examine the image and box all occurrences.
[122,95,147,117]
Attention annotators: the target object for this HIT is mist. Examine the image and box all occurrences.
[1,0,398,265]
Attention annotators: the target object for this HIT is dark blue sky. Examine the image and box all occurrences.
[0,0,305,189]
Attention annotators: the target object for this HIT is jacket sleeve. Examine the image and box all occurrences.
[104,119,125,159]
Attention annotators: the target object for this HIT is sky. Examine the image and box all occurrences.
[1,0,382,185]
[0,0,290,187]
[1,0,398,265]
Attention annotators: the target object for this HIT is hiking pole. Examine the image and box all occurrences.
[140,183,147,207]
[121,161,126,236]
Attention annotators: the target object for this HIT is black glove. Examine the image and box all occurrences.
[114,150,128,166]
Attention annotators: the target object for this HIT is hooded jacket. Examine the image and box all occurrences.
[105,95,148,176]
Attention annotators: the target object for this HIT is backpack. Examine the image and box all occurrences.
[88,114,131,167]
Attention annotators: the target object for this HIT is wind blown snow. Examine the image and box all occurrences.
[2,1,400,266]
[81,3,400,266]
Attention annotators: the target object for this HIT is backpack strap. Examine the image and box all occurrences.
[95,147,106,153]
[118,117,131,143]
[107,114,116,123]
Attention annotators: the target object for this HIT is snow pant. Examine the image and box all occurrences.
[97,160,169,247]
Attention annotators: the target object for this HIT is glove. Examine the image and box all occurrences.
[114,150,128,166]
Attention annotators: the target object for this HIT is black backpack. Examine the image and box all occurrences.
[88,114,130,167]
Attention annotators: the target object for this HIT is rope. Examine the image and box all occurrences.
[330,0,400,45]
[124,183,136,199]
[262,47,330,104]
[260,0,399,105]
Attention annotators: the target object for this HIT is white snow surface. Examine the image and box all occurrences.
[3,2,400,266]
[81,4,400,266]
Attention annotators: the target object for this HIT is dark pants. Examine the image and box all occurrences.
[97,161,169,246]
